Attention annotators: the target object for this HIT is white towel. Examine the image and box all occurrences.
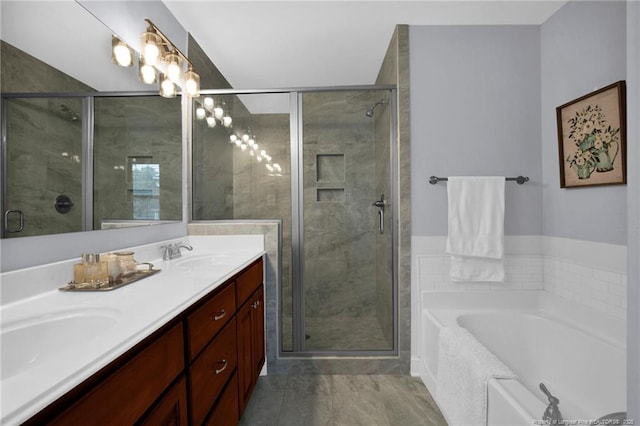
[445,176,505,282]
[436,327,516,426]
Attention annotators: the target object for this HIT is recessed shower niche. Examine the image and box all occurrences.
[315,153,345,202]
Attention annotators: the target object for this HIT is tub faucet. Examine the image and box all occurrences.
[161,242,193,260]
[539,383,563,424]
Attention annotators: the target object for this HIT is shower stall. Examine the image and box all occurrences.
[191,86,397,356]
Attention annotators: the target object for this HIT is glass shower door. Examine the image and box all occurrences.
[2,97,84,237]
[298,90,394,352]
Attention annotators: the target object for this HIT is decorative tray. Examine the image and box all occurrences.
[59,268,161,292]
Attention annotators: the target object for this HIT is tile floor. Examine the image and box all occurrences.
[239,375,447,426]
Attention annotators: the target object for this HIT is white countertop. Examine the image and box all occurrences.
[0,235,264,425]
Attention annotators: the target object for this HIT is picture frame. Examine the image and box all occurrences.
[556,81,626,188]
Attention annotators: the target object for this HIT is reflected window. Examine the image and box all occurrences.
[130,162,160,220]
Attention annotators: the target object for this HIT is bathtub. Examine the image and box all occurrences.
[420,291,626,425]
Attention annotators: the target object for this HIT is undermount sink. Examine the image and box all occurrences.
[1,310,119,380]
[173,254,238,273]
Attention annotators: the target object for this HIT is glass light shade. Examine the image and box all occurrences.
[223,116,232,127]
[253,143,259,151]
[240,143,248,151]
[235,139,242,147]
[260,150,266,156]
[206,116,216,128]
[165,52,183,83]
[266,164,274,172]
[230,134,238,142]
[138,56,157,84]
[112,36,133,67]
[242,134,250,142]
[248,138,255,147]
[195,105,206,120]
[159,73,177,98]
[256,155,263,162]
[213,106,224,120]
[140,31,162,66]
[203,97,214,111]
[184,69,200,97]
[273,163,282,172]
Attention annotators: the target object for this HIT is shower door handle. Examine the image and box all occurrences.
[372,194,387,234]
[4,209,25,233]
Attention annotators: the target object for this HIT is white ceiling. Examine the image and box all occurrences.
[164,1,567,90]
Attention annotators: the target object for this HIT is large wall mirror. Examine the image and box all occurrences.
[0,2,183,239]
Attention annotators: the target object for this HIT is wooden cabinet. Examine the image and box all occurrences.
[237,285,265,414]
[44,323,184,426]
[139,377,188,426]
[205,374,239,426]
[27,257,264,426]
[188,318,237,425]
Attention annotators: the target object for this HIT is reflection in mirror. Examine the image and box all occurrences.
[4,97,84,237]
[1,2,184,238]
[93,96,182,229]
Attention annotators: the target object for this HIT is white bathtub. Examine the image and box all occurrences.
[420,291,626,425]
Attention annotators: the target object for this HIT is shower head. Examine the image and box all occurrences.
[365,99,385,118]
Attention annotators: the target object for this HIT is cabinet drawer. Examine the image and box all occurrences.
[205,373,239,426]
[187,283,236,360]
[139,376,188,426]
[236,259,263,307]
[50,323,184,426]
[189,318,238,426]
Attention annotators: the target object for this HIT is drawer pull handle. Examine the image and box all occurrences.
[211,309,226,321]
[214,359,228,375]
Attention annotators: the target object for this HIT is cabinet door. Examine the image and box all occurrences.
[236,297,254,414]
[139,377,188,426]
[237,285,265,416]
[252,287,265,378]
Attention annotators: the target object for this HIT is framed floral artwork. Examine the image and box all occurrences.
[556,81,626,188]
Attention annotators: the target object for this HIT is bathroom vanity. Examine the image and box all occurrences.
[0,235,266,425]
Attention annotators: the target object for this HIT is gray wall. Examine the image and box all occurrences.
[409,26,542,237]
[541,1,627,245]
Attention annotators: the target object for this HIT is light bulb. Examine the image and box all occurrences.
[235,139,242,147]
[165,53,182,83]
[266,164,274,172]
[253,143,259,151]
[206,116,216,128]
[159,73,177,98]
[140,63,156,84]
[185,69,200,97]
[257,155,263,162]
[260,150,266,156]
[240,143,247,151]
[195,106,206,120]
[249,150,255,156]
[248,138,255,147]
[223,116,232,127]
[214,106,224,119]
[141,31,161,66]
[273,164,281,172]
[242,134,250,142]
[203,97,214,111]
[230,134,238,142]
[112,38,133,67]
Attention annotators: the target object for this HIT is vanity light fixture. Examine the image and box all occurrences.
[115,19,201,98]
[195,102,207,120]
[112,36,134,67]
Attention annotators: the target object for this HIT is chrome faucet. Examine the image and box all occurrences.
[539,383,562,424]
[161,242,193,260]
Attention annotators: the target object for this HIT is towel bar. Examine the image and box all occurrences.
[429,176,529,185]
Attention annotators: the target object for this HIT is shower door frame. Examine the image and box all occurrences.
[189,85,399,358]
[289,87,399,357]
